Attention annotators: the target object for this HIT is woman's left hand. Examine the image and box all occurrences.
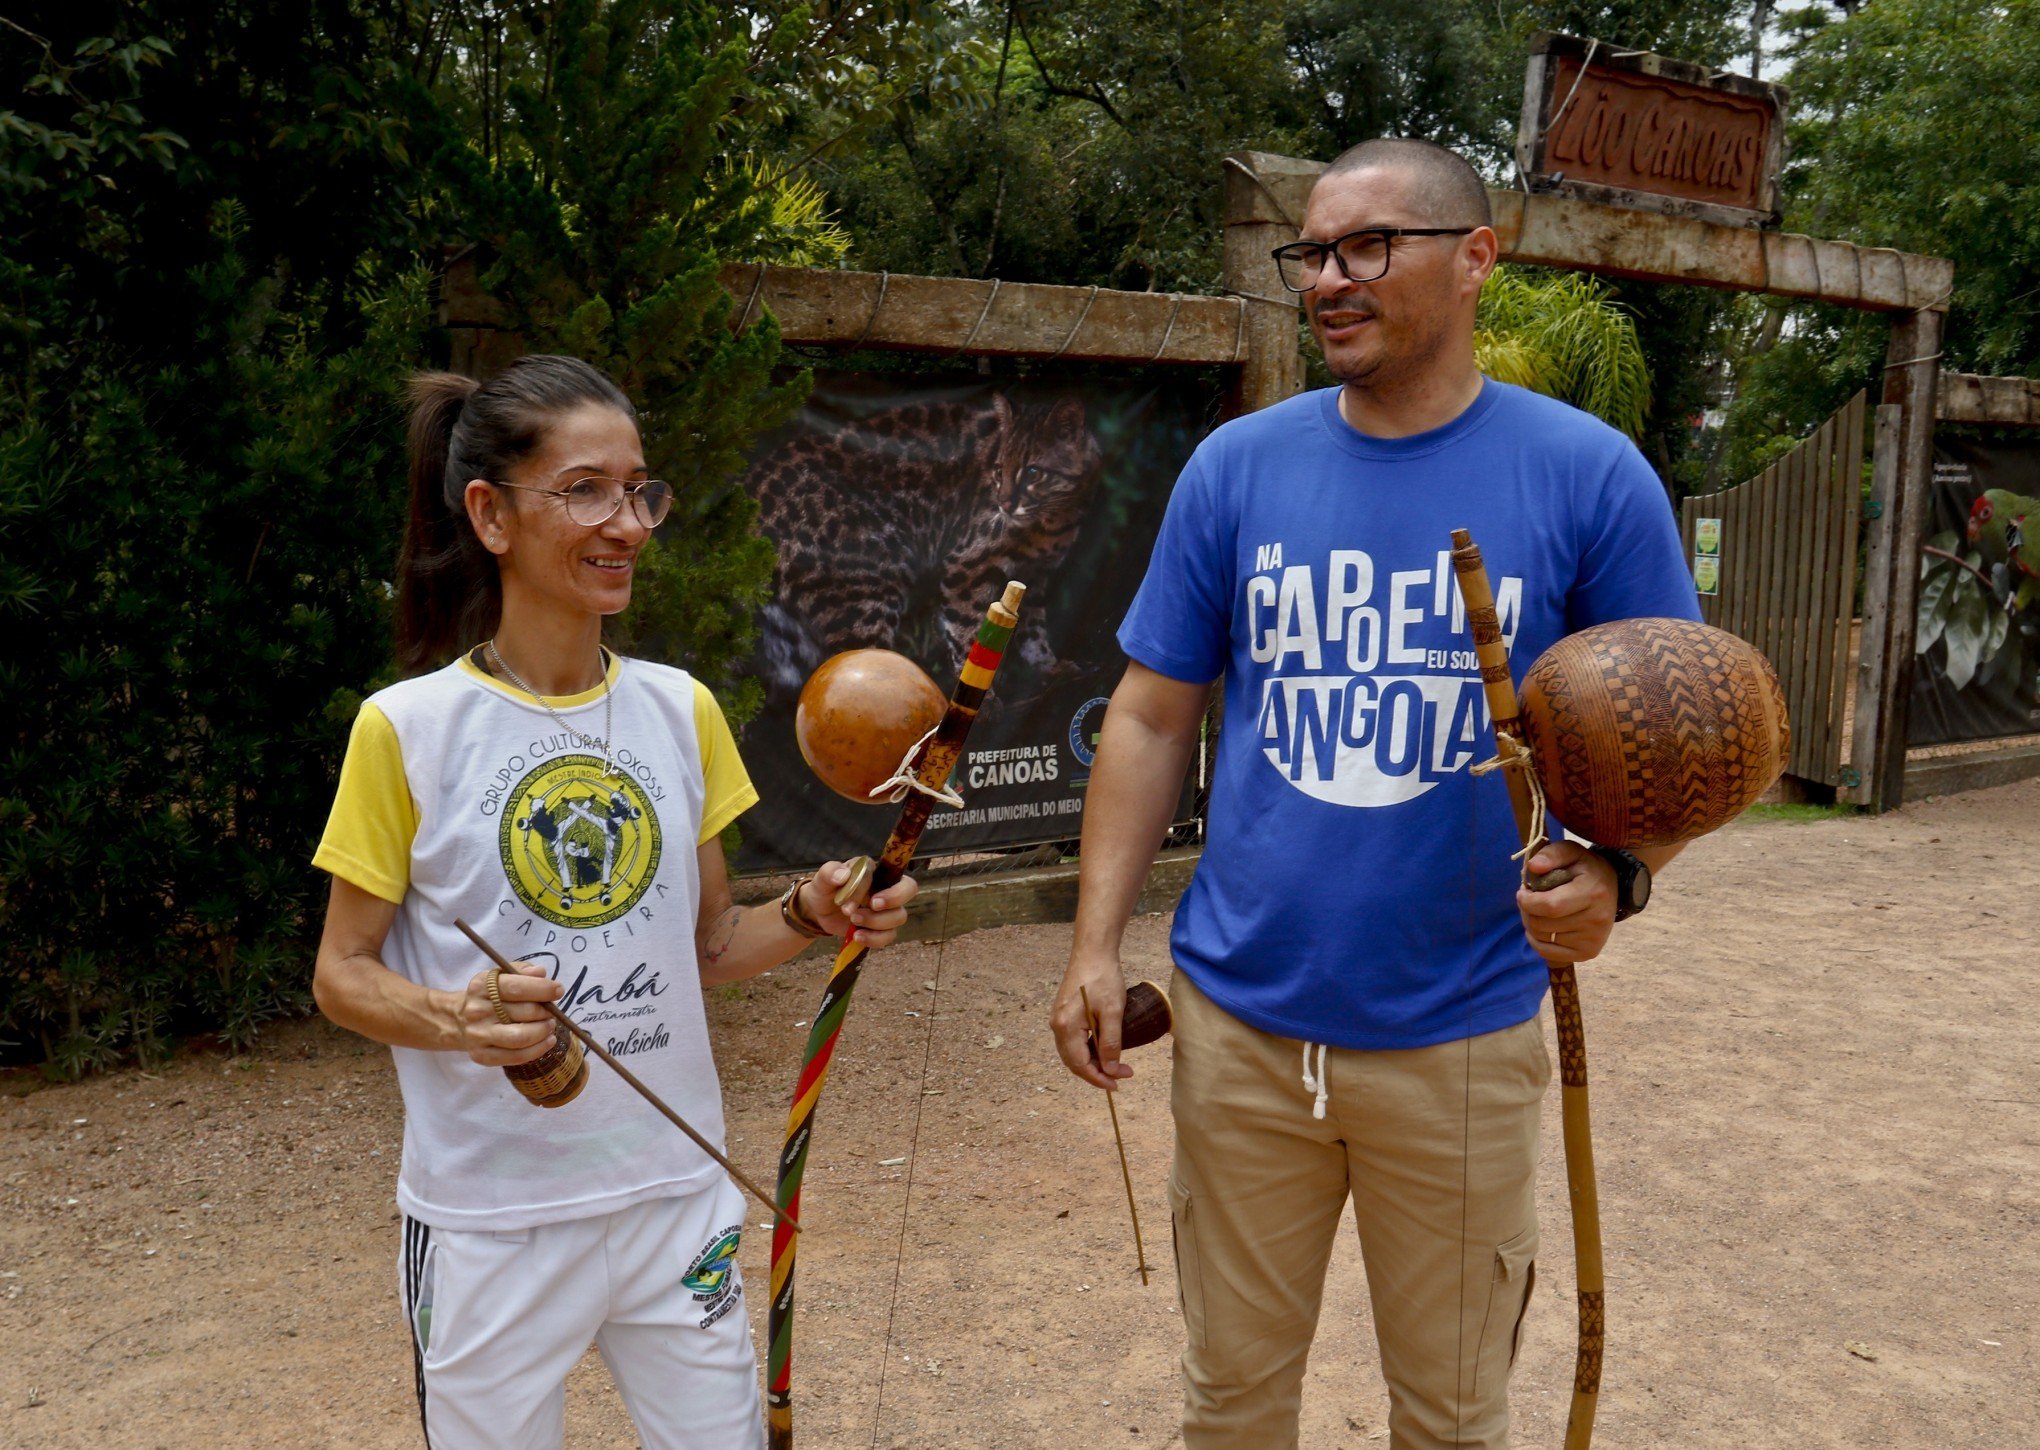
[801,861,918,947]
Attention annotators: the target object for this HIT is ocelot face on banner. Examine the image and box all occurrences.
[1298,168,1484,388]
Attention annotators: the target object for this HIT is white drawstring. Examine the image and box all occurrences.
[867,723,965,809]
[1299,1041,1329,1120]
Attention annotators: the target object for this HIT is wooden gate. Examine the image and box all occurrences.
[1679,391,1866,788]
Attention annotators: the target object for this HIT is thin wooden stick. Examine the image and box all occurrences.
[1082,984,1150,1286]
[454,917,799,1235]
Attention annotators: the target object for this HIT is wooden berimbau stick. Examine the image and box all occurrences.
[1082,982,1153,1286]
[454,917,799,1235]
[1449,529,1601,1449]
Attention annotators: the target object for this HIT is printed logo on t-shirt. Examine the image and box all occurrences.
[499,754,663,927]
[1247,543,1521,808]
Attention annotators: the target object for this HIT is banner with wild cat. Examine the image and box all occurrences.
[731,370,1222,872]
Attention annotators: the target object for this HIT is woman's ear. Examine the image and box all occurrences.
[464,478,511,555]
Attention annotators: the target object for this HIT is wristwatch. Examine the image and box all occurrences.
[1590,845,1652,922]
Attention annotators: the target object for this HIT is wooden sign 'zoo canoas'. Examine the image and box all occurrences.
[1517,32,1789,230]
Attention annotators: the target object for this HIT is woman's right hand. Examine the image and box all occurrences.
[452,960,564,1066]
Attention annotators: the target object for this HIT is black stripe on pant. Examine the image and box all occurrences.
[403,1215,432,1446]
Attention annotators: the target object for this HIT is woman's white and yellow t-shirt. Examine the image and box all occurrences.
[314,651,758,1233]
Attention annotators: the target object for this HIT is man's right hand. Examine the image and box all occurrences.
[1048,661,1205,1092]
[1051,953,1133,1091]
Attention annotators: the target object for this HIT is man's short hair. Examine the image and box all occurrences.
[1319,138,1492,230]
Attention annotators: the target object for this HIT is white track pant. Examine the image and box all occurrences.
[399,1181,764,1449]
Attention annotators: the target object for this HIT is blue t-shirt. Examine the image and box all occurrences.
[1118,380,1700,1050]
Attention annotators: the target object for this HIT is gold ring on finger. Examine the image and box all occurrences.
[485,968,514,1026]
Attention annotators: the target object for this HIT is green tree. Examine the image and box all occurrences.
[408,1,822,708]
[1788,0,2038,371]
[799,0,1752,472]
[1502,0,1744,81]
[0,11,450,1076]
[0,9,436,1072]
[1717,0,2040,477]
[809,1,1315,290]
[1283,0,1504,155]
[0,2,866,1072]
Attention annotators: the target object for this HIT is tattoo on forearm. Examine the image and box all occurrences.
[702,905,742,965]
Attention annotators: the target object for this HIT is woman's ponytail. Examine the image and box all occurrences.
[395,371,496,674]
[391,356,637,675]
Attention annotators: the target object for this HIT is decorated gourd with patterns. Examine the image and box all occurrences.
[1516,617,1789,849]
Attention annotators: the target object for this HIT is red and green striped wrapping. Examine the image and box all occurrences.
[958,617,1011,696]
[766,585,1023,1450]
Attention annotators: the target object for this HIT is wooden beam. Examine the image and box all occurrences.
[1906,740,2040,799]
[1221,151,1314,413]
[1224,151,1953,314]
[439,249,1247,369]
[717,263,1247,366]
[1937,372,2040,426]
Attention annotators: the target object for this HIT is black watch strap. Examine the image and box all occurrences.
[1590,845,1650,921]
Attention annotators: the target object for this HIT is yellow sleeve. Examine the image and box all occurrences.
[694,680,760,845]
[312,702,418,904]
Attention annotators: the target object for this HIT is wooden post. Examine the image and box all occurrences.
[1818,394,1866,790]
[1221,151,1313,414]
[1860,310,1945,811]
[1851,404,1903,806]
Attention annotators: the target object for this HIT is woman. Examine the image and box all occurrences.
[312,355,911,1449]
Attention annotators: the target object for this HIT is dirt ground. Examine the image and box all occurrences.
[5,781,2037,1449]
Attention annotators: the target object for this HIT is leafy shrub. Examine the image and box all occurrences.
[0,7,827,1073]
[0,211,430,1072]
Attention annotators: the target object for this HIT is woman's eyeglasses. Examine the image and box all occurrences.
[493,477,674,528]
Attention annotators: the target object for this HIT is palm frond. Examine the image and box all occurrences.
[1475,265,1652,439]
[1472,333,1547,392]
[724,157,851,268]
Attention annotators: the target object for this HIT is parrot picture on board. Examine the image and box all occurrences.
[1968,489,2040,609]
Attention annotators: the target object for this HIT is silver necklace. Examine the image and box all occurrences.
[486,640,620,779]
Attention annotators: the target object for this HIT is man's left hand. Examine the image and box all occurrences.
[1516,839,1617,965]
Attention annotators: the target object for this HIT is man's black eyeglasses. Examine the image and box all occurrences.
[1270,228,1476,292]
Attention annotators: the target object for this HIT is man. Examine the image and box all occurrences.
[1050,138,1698,1449]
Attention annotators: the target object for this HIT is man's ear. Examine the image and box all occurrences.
[464,478,511,555]
[1463,225,1500,297]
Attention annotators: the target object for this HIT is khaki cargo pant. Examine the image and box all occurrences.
[1169,973,1547,1450]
